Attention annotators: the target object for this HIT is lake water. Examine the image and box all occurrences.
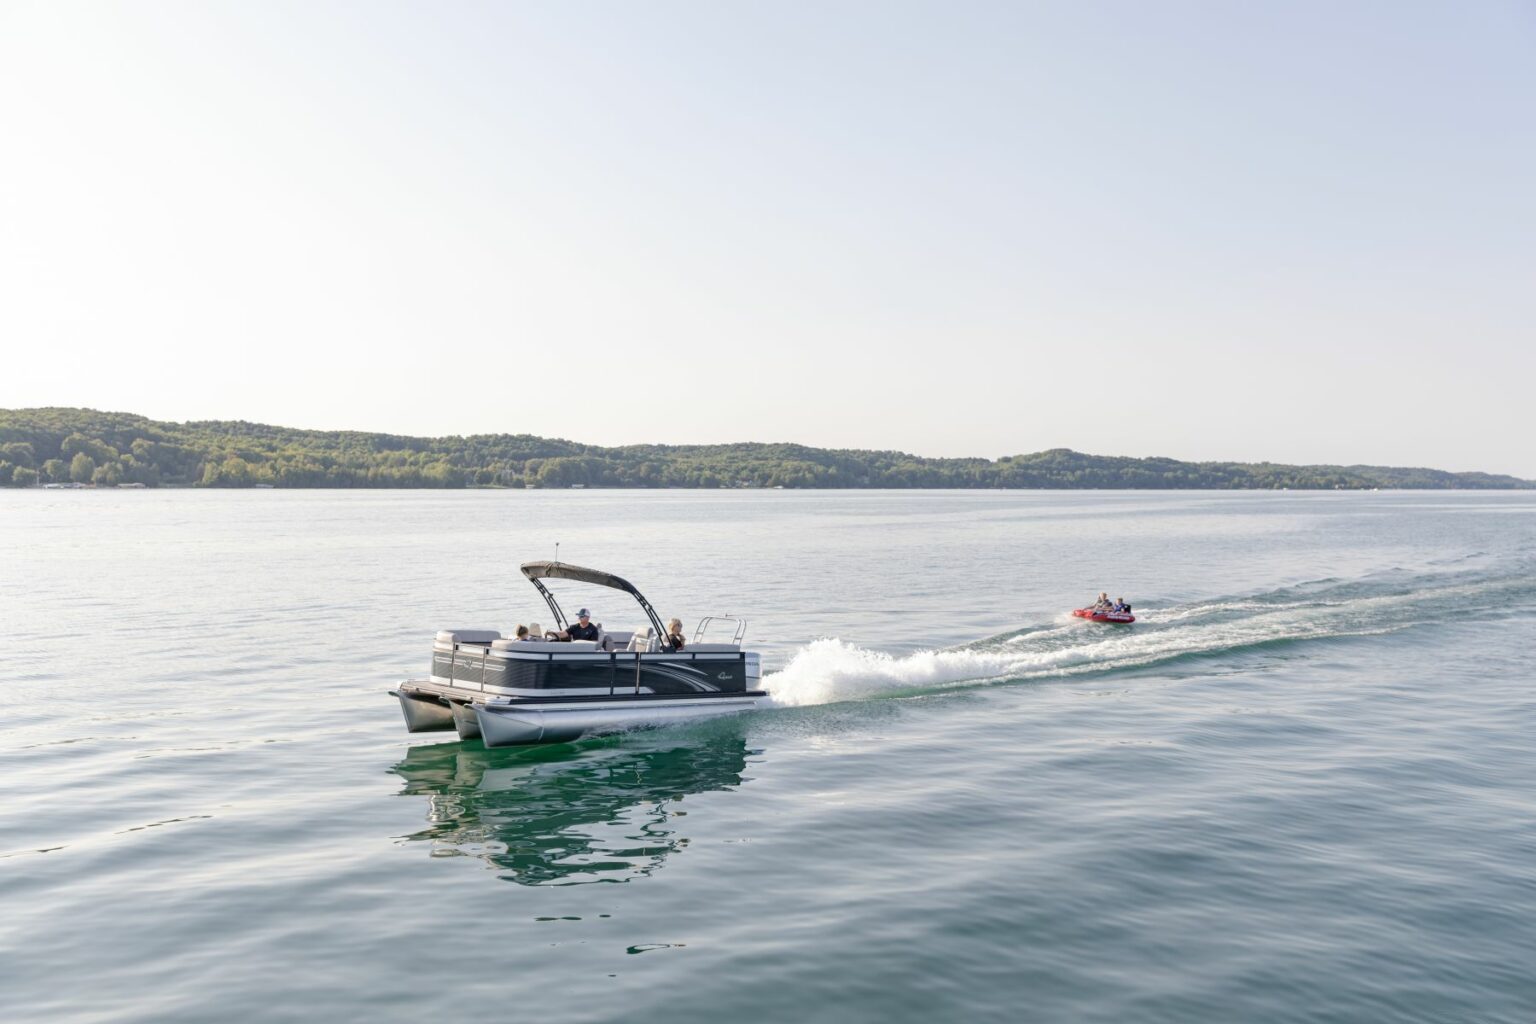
[3,489,1535,1023]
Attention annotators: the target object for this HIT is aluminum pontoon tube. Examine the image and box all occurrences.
[450,702,482,741]
[393,690,456,732]
[475,696,762,748]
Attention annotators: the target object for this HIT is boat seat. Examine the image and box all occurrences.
[599,631,634,652]
[435,629,502,644]
[626,628,656,653]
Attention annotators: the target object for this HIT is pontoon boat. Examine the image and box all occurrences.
[391,562,766,746]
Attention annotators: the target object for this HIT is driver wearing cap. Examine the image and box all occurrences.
[565,608,599,642]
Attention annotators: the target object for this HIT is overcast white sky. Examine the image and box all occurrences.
[2,1,1533,474]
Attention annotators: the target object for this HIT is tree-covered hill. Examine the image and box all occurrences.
[0,407,1528,490]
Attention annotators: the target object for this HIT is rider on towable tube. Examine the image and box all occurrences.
[1074,593,1135,623]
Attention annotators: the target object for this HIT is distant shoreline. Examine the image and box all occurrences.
[19,484,1536,494]
[2,407,1531,491]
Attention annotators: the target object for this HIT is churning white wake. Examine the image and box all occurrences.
[762,639,1030,707]
[761,568,1528,708]
[761,626,1227,707]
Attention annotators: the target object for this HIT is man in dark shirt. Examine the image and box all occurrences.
[566,608,599,641]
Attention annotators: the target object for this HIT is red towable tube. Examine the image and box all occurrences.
[1072,608,1135,624]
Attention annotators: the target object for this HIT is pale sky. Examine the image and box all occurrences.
[3,2,1533,475]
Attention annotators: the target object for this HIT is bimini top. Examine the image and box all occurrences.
[519,561,664,636]
[519,561,645,597]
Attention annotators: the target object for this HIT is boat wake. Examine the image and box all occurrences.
[762,563,1533,707]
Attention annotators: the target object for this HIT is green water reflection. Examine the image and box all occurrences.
[391,726,757,885]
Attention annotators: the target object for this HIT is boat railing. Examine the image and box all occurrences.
[693,615,746,646]
[445,640,495,689]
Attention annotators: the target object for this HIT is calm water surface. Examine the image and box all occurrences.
[3,490,1535,1023]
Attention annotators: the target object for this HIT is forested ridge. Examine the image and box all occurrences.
[0,408,1528,490]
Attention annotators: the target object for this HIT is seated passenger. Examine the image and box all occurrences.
[514,624,535,641]
[565,608,599,642]
[1112,598,1128,614]
[665,617,686,651]
[1092,592,1111,611]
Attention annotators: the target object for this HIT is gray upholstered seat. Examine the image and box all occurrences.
[435,629,502,644]
[599,631,633,651]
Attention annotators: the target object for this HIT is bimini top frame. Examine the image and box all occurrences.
[519,561,668,641]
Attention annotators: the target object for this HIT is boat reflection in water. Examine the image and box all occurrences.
[390,724,757,885]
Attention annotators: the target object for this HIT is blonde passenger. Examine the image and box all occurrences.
[665,617,686,651]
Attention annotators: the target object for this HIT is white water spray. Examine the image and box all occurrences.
[761,569,1526,708]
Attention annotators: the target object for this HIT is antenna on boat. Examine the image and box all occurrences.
[554,541,560,564]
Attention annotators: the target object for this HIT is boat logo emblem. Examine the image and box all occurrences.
[716,672,732,681]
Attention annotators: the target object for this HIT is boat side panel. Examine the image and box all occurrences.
[491,651,751,694]
[635,655,747,694]
[432,644,754,695]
